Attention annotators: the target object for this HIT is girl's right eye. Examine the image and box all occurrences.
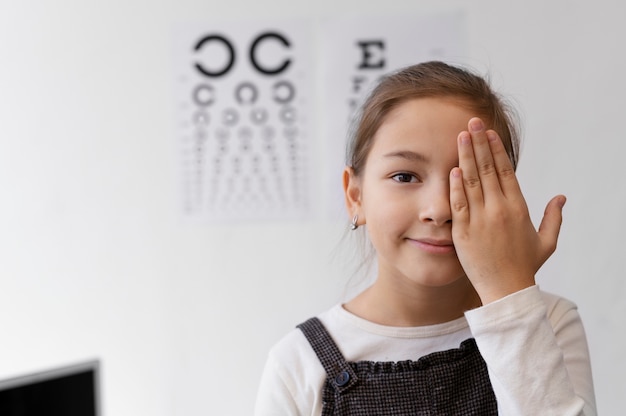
[391,173,419,183]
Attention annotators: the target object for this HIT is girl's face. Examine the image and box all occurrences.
[347,97,475,288]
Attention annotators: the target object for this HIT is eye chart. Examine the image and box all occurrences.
[174,20,312,222]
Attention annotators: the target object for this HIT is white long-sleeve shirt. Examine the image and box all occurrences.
[254,286,596,415]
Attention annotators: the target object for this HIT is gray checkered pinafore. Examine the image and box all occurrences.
[297,317,498,415]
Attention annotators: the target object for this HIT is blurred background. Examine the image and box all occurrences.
[0,1,623,414]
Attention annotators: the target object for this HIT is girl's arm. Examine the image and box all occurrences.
[254,352,301,416]
[466,286,596,415]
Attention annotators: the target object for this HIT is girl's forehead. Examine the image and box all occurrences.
[370,97,474,152]
[384,97,474,126]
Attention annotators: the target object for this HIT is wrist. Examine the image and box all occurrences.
[476,278,536,305]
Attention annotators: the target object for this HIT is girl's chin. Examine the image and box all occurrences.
[400,268,468,288]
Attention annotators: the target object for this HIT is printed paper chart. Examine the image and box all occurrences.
[174,21,313,222]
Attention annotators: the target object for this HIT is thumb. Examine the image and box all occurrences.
[537,194,566,261]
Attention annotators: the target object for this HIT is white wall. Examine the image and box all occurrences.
[0,1,623,414]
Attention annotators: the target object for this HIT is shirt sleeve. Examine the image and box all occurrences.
[465,285,596,416]
[254,351,301,416]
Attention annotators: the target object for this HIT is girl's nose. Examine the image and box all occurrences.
[418,184,452,226]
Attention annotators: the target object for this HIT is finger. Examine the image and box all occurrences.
[457,131,484,206]
[537,195,566,262]
[449,167,470,228]
[468,117,502,197]
[486,129,523,199]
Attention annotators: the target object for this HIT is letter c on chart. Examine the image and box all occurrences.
[194,34,235,77]
[235,82,258,105]
[249,32,292,75]
[272,80,295,104]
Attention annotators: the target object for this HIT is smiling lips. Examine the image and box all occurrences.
[408,238,456,254]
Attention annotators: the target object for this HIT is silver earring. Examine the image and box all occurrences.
[350,215,359,230]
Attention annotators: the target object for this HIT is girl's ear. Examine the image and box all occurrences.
[343,167,363,219]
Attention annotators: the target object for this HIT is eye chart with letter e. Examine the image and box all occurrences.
[174,20,312,223]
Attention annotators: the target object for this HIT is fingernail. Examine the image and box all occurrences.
[486,130,498,142]
[459,132,471,144]
[558,196,567,208]
[469,118,484,132]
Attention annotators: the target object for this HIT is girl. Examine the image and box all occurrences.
[254,61,596,415]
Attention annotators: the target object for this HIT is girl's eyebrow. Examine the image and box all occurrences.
[383,150,429,163]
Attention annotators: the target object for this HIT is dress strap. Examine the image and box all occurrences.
[297,317,359,391]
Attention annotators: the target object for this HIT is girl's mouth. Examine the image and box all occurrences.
[407,238,455,254]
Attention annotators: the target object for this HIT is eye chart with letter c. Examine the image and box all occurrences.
[174,20,312,222]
